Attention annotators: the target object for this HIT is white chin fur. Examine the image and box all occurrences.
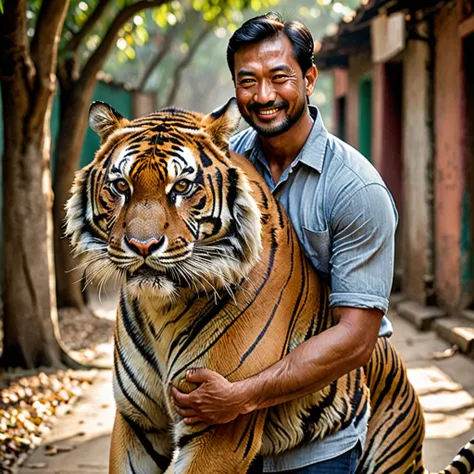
[125,275,177,300]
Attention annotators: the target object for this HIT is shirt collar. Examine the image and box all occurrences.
[243,105,328,174]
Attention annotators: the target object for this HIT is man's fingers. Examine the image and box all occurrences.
[186,368,215,383]
[171,387,192,407]
[184,417,205,425]
[175,406,198,417]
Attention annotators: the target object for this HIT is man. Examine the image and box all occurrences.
[172,12,397,473]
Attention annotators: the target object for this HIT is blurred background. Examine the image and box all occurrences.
[1,0,474,472]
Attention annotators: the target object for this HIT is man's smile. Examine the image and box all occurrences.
[252,105,286,122]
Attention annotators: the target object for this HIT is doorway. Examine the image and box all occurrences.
[358,75,373,162]
[462,32,474,308]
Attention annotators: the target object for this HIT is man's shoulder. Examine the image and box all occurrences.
[325,133,386,189]
[229,127,257,154]
[322,133,397,218]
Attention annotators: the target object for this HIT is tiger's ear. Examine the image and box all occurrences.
[201,98,241,147]
[89,101,130,142]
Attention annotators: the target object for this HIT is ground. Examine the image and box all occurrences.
[5,298,474,474]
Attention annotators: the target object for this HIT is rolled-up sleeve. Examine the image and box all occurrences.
[328,183,398,313]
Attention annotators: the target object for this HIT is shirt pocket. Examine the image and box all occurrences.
[302,226,332,275]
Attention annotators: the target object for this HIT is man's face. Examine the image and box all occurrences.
[233,34,315,138]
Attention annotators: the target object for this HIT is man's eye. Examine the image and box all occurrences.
[112,178,129,194]
[273,75,288,82]
[240,79,255,86]
[173,179,193,194]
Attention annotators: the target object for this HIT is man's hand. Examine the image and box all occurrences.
[172,369,248,426]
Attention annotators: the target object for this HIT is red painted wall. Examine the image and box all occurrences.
[434,3,464,309]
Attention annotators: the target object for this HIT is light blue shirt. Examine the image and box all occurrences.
[229,106,397,471]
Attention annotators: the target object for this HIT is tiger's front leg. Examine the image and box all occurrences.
[109,411,174,474]
[167,410,267,474]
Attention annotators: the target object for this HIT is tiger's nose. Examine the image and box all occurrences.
[125,236,164,257]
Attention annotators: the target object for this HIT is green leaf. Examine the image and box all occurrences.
[0,0,4,14]
[250,0,261,10]
[125,46,136,59]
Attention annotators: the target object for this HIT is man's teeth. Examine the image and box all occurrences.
[258,108,279,115]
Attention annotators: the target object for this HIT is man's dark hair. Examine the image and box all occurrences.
[227,12,315,80]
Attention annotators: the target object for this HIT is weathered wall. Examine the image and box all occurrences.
[402,30,432,303]
[434,3,464,309]
[347,51,372,148]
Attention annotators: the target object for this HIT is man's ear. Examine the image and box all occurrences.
[305,65,318,97]
[201,98,241,147]
[89,101,130,143]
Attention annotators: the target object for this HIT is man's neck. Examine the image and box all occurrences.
[259,109,314,184]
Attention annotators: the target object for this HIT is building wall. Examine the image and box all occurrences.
[402,31,433,303]
[347,51,372,148]
[434,3,464,309]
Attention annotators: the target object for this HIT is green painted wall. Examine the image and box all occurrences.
[358,76,372,162]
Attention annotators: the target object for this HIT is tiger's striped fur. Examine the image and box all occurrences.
[65,99,474,474]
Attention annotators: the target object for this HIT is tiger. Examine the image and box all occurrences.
[65,98,474,474]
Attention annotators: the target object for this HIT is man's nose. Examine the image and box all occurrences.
[254,80,276,104]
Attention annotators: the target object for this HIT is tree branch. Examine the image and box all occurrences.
[80,0,168,90]
[137,29,176,91]
[62,0,113,53]
[0,0,33,86]
[31,0,70,75]
[164,25,213,107]
[29,0,70,130]
[0,0,33,144]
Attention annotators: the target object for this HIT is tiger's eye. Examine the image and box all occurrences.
[114,179,129,194]
[173,179,192,194]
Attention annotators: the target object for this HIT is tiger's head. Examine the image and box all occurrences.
[65,99,262,301]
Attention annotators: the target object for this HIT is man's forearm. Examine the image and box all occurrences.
[237,308,380,415]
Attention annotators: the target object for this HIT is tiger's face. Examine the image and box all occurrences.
[66,99,262,301]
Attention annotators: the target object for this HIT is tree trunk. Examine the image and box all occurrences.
[1,113,65,368]
[53,84,96,311]
[0,0,80,368]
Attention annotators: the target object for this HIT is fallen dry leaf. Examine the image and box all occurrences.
[44,444,58,456]
[429,345,459,360]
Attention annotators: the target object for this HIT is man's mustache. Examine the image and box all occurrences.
[249,101,288,112]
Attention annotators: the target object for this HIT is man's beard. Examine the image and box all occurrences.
[239,99,306,138]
